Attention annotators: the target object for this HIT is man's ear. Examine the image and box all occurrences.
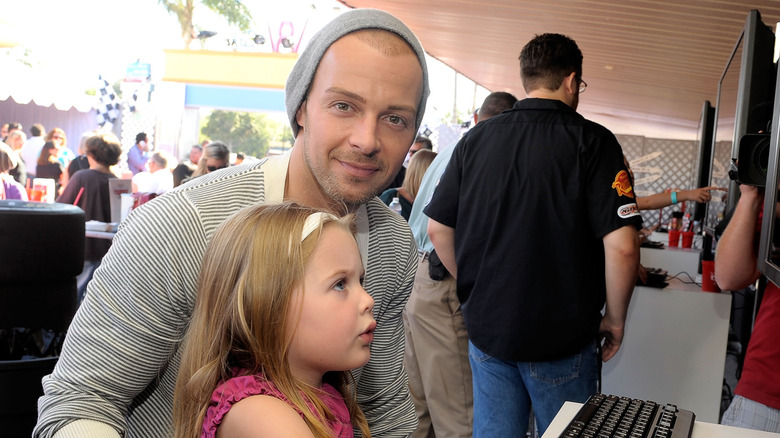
[295,101,307,133]
[563,72,578,95]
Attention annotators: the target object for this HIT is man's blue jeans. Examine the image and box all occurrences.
[469,339,599,437]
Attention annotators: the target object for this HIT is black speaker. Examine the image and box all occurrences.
[0,200,85,331]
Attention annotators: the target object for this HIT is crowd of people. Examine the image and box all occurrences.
[0,7,773,438]
[0,124,246,202]
[1,122,253,308]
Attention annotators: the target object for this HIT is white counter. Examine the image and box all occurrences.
[601,277,732,423]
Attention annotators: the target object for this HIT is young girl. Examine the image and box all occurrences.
[174,203,375,438]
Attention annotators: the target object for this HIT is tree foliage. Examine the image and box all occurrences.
[201,110,292,158]
[157,0,252,49]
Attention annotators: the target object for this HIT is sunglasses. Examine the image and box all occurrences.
[207,165,226,172]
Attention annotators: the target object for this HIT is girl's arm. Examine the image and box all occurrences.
[217,395,315,438]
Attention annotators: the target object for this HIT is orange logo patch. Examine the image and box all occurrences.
[611,170,635,197]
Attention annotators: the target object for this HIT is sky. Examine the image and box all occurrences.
[1,0,488,127]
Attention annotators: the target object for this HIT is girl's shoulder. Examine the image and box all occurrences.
[216,394,315,438]
[203,373,305,437]
[202,373,353,438]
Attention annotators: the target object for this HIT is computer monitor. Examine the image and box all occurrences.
[704,9,775,237]
[693,101,715,224]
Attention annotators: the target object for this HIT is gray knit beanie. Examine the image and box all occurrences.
[285,8,430,137]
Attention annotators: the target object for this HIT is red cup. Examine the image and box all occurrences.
[681,231,694,249]
[668,229,680,247]
[30,188,43,202]
[701,260,721,292]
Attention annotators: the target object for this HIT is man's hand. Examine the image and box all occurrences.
[599,316,625,362]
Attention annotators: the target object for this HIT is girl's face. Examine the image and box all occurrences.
[287,223,375,387]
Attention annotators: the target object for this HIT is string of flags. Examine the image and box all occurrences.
[96,75,121,127]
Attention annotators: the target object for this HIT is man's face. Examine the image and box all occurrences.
[0,125,7,139]
[190,147,202,164]
[409,141,424,156]
[296,32,423,207]
[147,158,160,173]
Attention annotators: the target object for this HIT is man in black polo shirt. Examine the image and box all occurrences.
[425,33,641,437]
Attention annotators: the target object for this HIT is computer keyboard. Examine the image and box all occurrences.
[559,393,695,438]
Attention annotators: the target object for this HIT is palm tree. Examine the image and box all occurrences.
[158,0,252,49]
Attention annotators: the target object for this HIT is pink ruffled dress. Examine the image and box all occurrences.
[201,371,354,437]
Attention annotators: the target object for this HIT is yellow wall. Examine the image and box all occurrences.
[163,49,298,89]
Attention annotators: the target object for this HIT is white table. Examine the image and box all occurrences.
[601,277,732,423]
[543,401,780,437]
[640,245,702,278]
[85,230,116,240]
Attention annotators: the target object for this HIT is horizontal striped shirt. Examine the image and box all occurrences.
[35,153,417,437]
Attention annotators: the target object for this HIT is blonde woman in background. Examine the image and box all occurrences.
[191,141,230,179]
[379,149,436,220]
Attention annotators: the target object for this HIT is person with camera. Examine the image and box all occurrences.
[716,182,780,433]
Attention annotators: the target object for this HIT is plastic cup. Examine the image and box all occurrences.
[668,229,680,247]
[681,231,694,248]
[701,260,721,292]
[30,189,43,202]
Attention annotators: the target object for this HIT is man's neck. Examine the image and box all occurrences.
[526,89,573,108]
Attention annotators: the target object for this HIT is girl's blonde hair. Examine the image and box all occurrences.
[173,202,370,438]
[402,149,436,200]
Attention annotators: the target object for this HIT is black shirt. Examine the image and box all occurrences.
[425,98,642,361]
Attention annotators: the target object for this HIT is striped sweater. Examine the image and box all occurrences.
[35,153,418,437]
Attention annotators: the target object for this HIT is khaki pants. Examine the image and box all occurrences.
[403,255,473,438]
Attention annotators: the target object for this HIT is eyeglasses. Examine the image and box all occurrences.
[577,77,588,94]
[409,149,420,156]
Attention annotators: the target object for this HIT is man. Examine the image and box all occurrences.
[132,151,176,195]
[716,184,780,433]
[408,135,432,158]
[172,144,202,187]
[21,123,46,178]
[35,9,429,437]
[3,122,21,143]
[127,132,149,175]
[6,130,27,185]
[425,33,641,436]
[405,91,517,438]
[385,135,432,193]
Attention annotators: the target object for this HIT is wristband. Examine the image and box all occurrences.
[671,191,678,204]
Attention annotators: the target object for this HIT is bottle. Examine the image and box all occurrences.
[389,197,402,215]
[682,213,691,232]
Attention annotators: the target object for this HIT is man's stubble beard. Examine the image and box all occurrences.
[301,130,386,211]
